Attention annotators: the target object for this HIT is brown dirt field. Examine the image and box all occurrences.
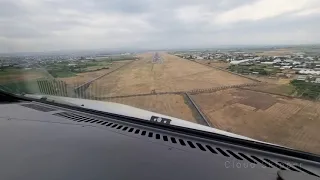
[256,48,295,56]
[88,53,254,97]
[237,91,278,110]
[243,84,295,96]
[195,60,230,69]
[58,61,130,88]
[107,94,196,123]
[246,75,293,84]
[191,89,320,154]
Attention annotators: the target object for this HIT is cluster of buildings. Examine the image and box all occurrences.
[0,55,85,69]
[0,53,130,69]
[175,50,320,83]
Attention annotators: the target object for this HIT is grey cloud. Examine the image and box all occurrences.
[0,1,27,17]
[131,12,320,49]
[93,0,152,14]
[152,0,257,11]
[42,0,152,14]
[0,0,319,53]
[225,14,320,34]
[0,24,48,39]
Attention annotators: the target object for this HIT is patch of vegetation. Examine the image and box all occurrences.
[45,63,77,78]
[96,55,136,61]
[272,84,296,95]
[228,65,252,74]
[1,78,69,96]
[290,80,320,99]
[228,65,280,76]
[182,94,203,123]
[0,68,23,75]
[0,67,45,76]
[45,59,115,77]
[84,66,110,72]
[0,79,41,94]
[48,70,76,78]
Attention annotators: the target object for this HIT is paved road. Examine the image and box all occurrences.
[152,52,163,63]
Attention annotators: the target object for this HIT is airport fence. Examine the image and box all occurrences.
[0,79,72,97]
[188,83,261,95]
[37,79,69,96]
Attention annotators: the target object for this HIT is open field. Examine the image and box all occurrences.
[0,69,53,94]
[58,60,131,88]
[242,84,296,96]
[246,75,293,84]
[0,69,49,84]
[84,66,109,71]
[88,53,255,97]
[255,48,296,56]
[107,94,196,123]
[95,55,137,61]
[195,60,230,69]
[191,88,320,154]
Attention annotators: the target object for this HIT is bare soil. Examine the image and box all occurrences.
[108,94,196,123]
[192,89,320,154]
[242,84,295,96]
[58,61,130,88]
[195,60,230,69]
[255,48,295,56]
[246,75,293,84]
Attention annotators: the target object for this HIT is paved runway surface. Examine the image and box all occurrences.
[152,52,163,63]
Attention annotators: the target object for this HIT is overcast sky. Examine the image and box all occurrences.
[0,0,320,53]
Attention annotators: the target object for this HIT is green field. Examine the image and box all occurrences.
[0,68,46,76]
[0,78,70,97]
[45,59,114,78]
[0,79,41,94]
[48,70,77,78]
[95,55,136,61]
[0,55,137,92]
[0,67,60,94]
[0,68,22,75]
[228,64,280,75]
[290,80,320,99]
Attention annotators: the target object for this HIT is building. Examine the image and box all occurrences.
[300,69,320,75]
[273,58,282,63]
[314,78,320,83]
[296,75,307,81]
[280,66,292,70]
[284,59,294,63]
[261,62,274,65]
[68,63,77,67]
[230,59,251,65]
